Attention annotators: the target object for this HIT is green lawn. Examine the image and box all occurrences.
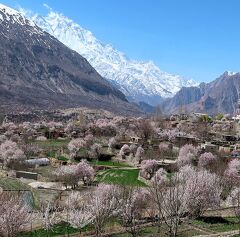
[113,225,202,237]
[90,160,131,167]
[19,222,85,237]
[193,216,240,233]
[96,168,146,186]
[20,220,120,237]
[0,177,30,190]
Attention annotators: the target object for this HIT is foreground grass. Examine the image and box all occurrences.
[114,217,240,236]
[96,168,146,186]
[19,222,84,237]
[18,224,240,237]
[113,225,202,237]
[20,221,118,237]
[193,216,240,233]
[19,217,240,237]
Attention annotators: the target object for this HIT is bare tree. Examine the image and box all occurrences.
[138,120,154,141]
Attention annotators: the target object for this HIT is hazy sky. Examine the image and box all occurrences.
[2,0,240,82]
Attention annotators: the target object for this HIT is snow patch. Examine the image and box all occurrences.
[0,3,19,15]
[227,71,238,76]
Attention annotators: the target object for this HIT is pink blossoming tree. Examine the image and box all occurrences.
[198,152,217,169]
[177,144,199,167]
[68,138,86,160]
[0,193,31,237]
[140,159,158,179]
[0,140,25,168]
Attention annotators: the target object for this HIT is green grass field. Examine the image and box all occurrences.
[96,168,146,186]
[19,222,83,237]
[90,160,131,167]
[18,216,240,237]
[0,177,30,190]
[113,225,203,237]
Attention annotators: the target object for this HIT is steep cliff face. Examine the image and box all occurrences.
[0,4,140,115]
[162,72,240,115]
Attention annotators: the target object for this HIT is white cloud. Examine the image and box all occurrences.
[43,3,52,11]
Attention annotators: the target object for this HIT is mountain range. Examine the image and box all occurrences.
[162,71,240,115]
[0,3,240,116]
[20,6,197,106]
[0,3,140,115]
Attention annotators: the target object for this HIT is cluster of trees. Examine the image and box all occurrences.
[0,142,239,237]
[38,159,239,237]
[1,114,240,237]
[67,136,105,161]
[0,112,237,147]
[118,143,145,164]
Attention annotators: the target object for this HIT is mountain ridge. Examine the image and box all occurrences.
[0,3,141,116]
[162,71,240,115]
[20,6,198,106]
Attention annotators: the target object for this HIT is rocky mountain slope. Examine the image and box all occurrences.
[0,4,140,115]
[21,6,198,106]
[162,71,240,115]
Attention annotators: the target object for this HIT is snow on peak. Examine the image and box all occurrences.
[0,3,37,27]
[0,3,19,15]
[227,71,238,76]
[21,5,198,105]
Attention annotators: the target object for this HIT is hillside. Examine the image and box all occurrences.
[162,71,240,115]
[0,4,140,116]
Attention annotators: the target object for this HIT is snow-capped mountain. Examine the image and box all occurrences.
[0,3,140,115]
[0,3,43,31]
[21,6,198,106]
